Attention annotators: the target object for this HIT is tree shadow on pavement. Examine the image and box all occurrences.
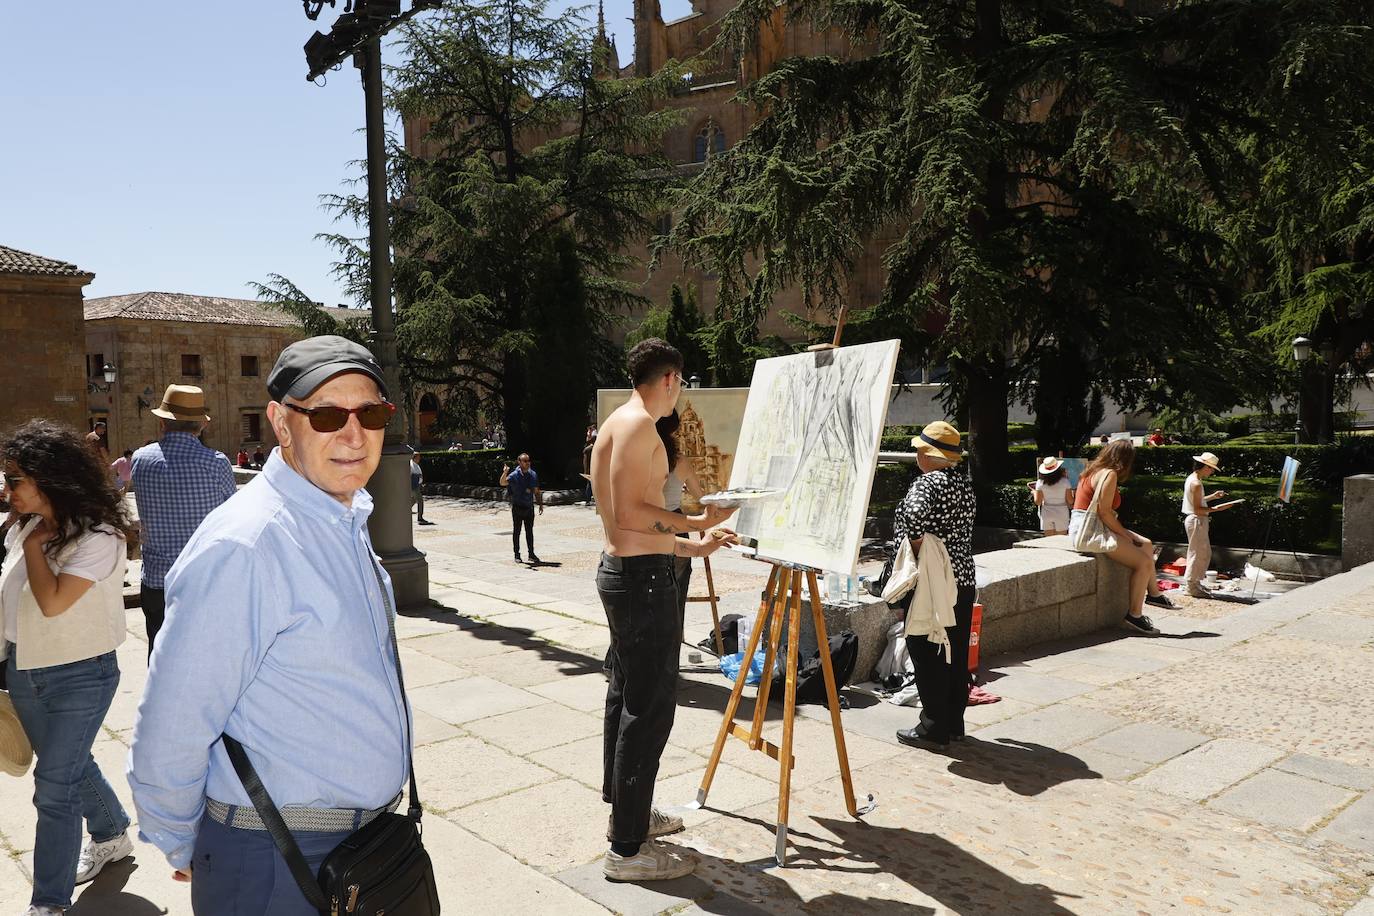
[402,604,606,678]
[941,737,1101,797]
[68,858,166,915]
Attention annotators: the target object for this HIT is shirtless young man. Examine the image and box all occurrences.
[591,338,735,882]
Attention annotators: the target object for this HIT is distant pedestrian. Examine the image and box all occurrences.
[500,454,542,563]
[2,419,135,911]
[1146,427,1167,447]
[1182,452,1232,597]
[251,446,265,469]
[1031,457,1073,536]
[131,385,235,659]
[582,426,597,505]
[128,335,427,915]
[411,452,434,525]
[111,449,134,493]
[84,420,109,464]
[235,447,250,469]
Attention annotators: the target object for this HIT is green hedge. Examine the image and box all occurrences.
[416,449,511,487]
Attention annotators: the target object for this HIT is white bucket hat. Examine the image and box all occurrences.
[1193,452,1221,471]
[0,692,33,778]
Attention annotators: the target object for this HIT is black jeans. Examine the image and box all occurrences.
[905,584,977,741]
[141,585,166,662]
[511,505,535,556]
[597,553,679,846]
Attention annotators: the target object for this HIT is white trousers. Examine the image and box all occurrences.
[1184,514,1211,593]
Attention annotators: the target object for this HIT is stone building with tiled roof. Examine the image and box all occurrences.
[85,292,365,458]
[1,245,96,435]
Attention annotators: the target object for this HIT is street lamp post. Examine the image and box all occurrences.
[1292,336,1312,445]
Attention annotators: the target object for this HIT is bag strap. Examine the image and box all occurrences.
[221,549,419,913]
[222,735,331,912]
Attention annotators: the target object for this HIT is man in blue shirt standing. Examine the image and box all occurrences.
[500,453,542,563]
[128,336,412,915]
[131,384,235,660]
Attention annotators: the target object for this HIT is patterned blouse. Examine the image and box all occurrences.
[883,466,977,588]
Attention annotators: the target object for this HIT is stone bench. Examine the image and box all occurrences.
[972,535,1132,658]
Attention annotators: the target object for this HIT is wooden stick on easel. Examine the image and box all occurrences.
[692,559,875,866]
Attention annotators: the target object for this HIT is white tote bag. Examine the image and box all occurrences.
[1071,472,1118,554]
[880,536,919,604]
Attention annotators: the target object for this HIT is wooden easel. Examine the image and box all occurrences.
[693,559,875,865]
[686,554,725,656]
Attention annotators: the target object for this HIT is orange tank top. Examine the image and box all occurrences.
[1074,470,1122,511]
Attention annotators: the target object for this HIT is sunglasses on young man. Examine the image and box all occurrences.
[284,401,395,433]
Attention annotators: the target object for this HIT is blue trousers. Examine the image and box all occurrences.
[190,814,353,915]
[5,647,130,909]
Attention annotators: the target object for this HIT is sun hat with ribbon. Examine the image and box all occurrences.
[0,692,33,778]
[1193,452,1221,471]
[1039,456,1063,475]
[912,421,963,463]
[150,384,211,423]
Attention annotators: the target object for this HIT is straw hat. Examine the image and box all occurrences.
[0,692,33,778]
[1038,457,1063,474]
[150,385,211,422]
[912,421,963,463]
[1193,452,1221,471]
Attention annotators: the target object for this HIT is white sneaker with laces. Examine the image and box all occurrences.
[603,839,696,882]
[74,831,133,885]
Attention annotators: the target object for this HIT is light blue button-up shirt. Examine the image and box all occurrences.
[128,449,409,870]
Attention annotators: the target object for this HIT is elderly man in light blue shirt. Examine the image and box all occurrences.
[128,336,411,915]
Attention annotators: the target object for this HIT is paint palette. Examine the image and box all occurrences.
[699,488,783,509]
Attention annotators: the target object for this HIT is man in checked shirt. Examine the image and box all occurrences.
[130,384,235,659]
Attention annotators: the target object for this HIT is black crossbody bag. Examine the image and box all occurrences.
[222,559,439,916]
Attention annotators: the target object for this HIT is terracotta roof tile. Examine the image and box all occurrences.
[0,244,93,279]
[84,291,363,327]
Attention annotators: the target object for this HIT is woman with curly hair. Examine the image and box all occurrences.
[1,419,134,914]
[1069,439,1174,636]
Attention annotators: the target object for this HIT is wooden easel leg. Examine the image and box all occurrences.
[805,570,868,818]
[775,570,804,866]
[748,570,789,749]
[695,565,779,808]
[702,556,725,657]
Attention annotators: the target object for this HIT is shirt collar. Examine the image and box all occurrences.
[261,448,374,526]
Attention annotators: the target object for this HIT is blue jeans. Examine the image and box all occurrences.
[190,814,353,915]
[5,646,130,909]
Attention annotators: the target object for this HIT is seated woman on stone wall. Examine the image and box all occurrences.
[1068,439,1174,636]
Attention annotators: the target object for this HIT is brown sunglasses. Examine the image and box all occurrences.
[284,401,395,433]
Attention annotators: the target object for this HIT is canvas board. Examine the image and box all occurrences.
[596,387,749,514]
[726,340,901,575]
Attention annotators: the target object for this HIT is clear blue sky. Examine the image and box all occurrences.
[1,1,690,307]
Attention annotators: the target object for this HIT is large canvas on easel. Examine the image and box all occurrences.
[596,387,749,513]
[728,340,901,575]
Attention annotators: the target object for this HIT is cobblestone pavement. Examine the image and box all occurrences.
[3,498,1372,914]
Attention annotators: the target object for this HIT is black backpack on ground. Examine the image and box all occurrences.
[770,630,859,705]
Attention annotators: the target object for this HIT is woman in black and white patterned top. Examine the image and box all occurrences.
[887,421,977,750]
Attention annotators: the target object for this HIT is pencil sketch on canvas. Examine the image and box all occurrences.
[727,340,901,574]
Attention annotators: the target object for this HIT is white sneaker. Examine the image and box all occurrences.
[607,806,684,839]
[74,831,133,884]
[603,839,696,882]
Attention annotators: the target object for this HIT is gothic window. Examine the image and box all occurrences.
[693,122,726,163]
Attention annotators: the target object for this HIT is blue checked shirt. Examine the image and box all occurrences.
[127,449,409,870]
[131,432,236,588]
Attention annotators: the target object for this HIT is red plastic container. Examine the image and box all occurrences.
[968,602,984,673]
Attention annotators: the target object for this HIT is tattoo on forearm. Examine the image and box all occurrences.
[650,520,685,534]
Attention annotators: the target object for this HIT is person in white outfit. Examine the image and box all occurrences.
[1181,452,1232,597]
[1032,457,1074,535]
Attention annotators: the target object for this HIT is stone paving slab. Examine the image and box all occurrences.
[409,675,545,725]
[464,702,602,756]
[1209,768,1357,832]
[1275,753,1374,791]
[1075,722,1210,765]
[969,704,1125,750]
[452,777,612,873]
[1316,793,1374,855]
[413,735,555,812]
[1131,738,1286,801]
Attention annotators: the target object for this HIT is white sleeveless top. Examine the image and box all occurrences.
[1181,472,1202,515]
[663,470,684,512]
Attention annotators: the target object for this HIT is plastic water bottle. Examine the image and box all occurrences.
[825,571,839,600]
[736,616,752,652]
